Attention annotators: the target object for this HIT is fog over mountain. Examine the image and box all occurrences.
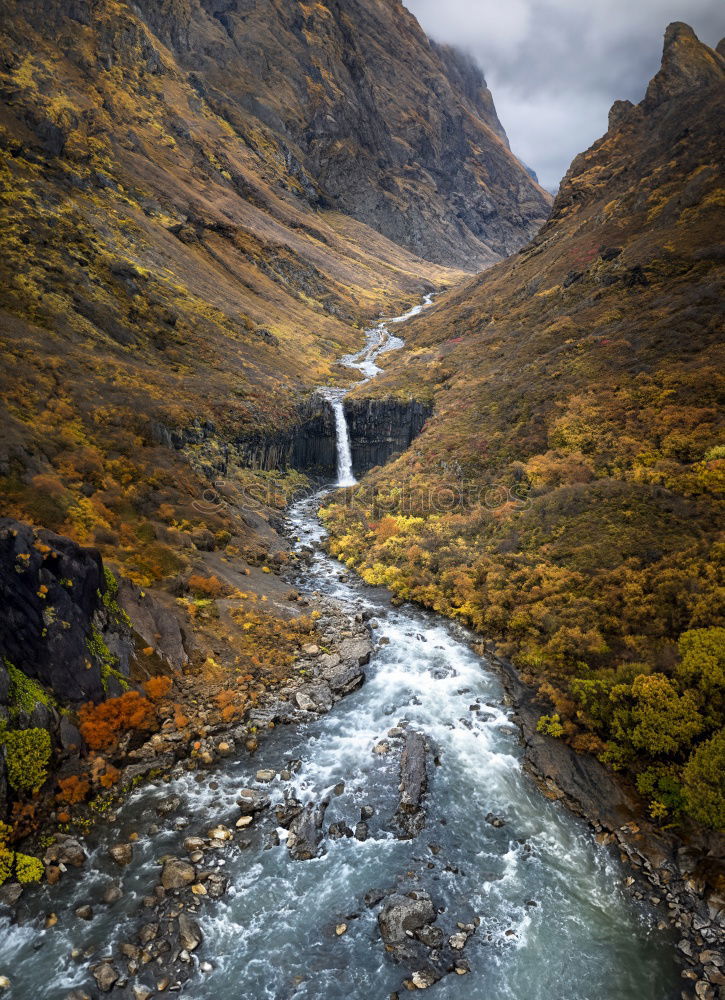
[405,0,725,189]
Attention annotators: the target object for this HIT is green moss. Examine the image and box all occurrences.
[5,662,55,718]
[86,624,129,693]
[1,727,52,792]
[98,567,132,628]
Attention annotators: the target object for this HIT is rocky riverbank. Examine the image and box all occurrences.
[488,651,725,1000]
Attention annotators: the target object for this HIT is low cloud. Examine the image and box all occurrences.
[405,0,725,190]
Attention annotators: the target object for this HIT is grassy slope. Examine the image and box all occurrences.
[323,25,725,830]
[0,0,464,590]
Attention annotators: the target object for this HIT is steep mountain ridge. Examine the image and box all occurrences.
[129,0,551,268]
[324,24,725,832]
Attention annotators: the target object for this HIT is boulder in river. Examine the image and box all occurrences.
[237,788,270,816]
[287,799,329,860]
[160,857,196,889]
[378,892,435,946]
[92,962,119,993]
[395,730,428,838]
[177,912,203,951]
[108,843,133,866]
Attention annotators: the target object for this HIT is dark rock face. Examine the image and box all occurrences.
[232,396,430,479]
[345,398,431,477]
[0,519,129,703]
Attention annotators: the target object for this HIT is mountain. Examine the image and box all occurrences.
[0,0,549,593]
[324,24,725,830]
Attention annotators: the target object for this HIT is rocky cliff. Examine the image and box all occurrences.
[131,0,551,269]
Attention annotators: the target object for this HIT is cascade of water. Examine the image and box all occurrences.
[323,293,435,486]
[330,395,355,487]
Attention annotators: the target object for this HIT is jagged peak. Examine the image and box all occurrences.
[644,21,725,110]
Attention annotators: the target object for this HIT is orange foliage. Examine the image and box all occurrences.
[56,775,90,804]
[78,692,157,751]
[143,675,173,701]
[187,574,226,597]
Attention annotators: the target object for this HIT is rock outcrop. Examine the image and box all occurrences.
[0,519,131,704]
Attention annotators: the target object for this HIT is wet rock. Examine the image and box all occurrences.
[361,805,375,820]
[132,988,153,1000]
[485,813,505,828]
[409,969,439,989]
[378,892,436,946]
[183,836,206,853]
[321,660,366,696]
[0,980,10,993]
[396,730,428,838]
[256,769,276,782]
[109,843,133,866]
[138,923,159,944]
[237,788,270,816]
[92,961,119,992]
[74,904,93,920]
[208,825,233,842]
[295,684,333,713]
[65,991,91,1000]
[416,924,444,949]
[103,883,122,905]
[287,799,329,860]
[364,888,386,908]
[354,822,369,842]
[45,836,86,869]
[338,638,372,666]
[0,883,23,907]
[178,912,203,951]
[156,795,181,817]
[275,793,304,828]
[160,857,196,890]
[329,822,354,840]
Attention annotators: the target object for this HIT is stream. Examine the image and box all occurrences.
[0,298,681,999]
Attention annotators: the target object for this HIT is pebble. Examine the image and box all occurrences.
[0,978,9,991]
[335,923,348,936]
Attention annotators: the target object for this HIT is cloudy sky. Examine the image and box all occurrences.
[404,0,725,190]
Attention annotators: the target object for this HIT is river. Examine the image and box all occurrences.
[0,298,680,999]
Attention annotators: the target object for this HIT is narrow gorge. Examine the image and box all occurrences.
[0,303,684,999]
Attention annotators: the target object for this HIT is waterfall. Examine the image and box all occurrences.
[324,294,436,487]
[330,395,356,487]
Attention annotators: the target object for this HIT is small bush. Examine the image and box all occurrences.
[1,728,52,793]
[78,691,157,751]
[536,713,565,738]
[143,675,173,701]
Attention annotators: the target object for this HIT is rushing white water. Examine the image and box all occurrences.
[320,293,435,486]
[0,294,681,1000]
[328,395,355,487]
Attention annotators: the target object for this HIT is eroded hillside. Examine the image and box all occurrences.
[323,24,725,830]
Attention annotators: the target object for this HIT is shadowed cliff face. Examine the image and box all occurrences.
[324,25,725,832]
[230,397,431,478]
[125,0,552,269]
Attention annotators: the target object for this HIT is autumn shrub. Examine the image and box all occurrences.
[78,691,157,751]
[187,574,226,598]
[682,730,725,829]
[143,675,173,701]
[1,728,52,793]
[537,714,565,738]
[56,775,90,805]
